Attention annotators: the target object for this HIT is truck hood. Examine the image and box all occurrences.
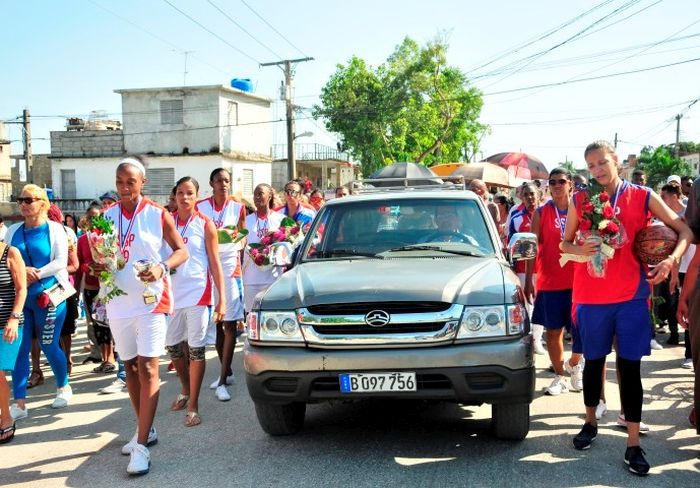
[259,257,511,310]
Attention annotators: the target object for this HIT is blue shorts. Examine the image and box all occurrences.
[575,299,652,361]
[0,326,22,371]
[532,290,572,330]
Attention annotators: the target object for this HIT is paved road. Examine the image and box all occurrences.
[2,322,699,487]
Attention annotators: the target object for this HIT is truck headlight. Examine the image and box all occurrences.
[457,306,506,339]
[254,311,305,343]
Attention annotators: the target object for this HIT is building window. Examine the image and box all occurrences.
[160,99,184,125]
[227,101,238,127]
[242,169,253,196]
[61,169,76,199]
[144,168,175,197]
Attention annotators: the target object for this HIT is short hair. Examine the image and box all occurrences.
[584,140,616,158]
[681,175,694,184]
[20,184,50,216]
[550,168,571,180]
[209,168,231,183]
[632,169,645,177]
[116,154,148,176]
[661,184,681,196]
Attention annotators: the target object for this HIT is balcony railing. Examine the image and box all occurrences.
[272,143,350,162]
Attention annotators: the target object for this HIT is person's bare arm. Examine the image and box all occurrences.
[138,212,188,282]
[647,192,692,285]
[524,210,540,304]
[4,246,27,344]
[205,220,226,323]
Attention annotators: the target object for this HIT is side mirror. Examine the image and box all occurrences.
[269,241,294,267]
[508,232,537,264]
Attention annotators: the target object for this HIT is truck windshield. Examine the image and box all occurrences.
[301,198,496,260]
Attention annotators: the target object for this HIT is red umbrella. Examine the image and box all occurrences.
[485,152,549,180]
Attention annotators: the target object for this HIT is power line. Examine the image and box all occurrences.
[481,0,648,89]
[484,55,700,96]
[466,0,615,74]
[161,0,260,65]
[239,0,308,58]
[86,0,228,75]
[206,0,283,59]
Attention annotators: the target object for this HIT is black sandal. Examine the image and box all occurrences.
[0,423,16,444]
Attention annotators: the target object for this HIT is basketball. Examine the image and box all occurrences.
[634,225,678,265]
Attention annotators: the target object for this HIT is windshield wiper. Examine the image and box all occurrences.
[384,245,484,257]
[316,249,382,259]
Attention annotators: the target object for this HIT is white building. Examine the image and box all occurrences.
[681,153,699,176]
[50,84,273,203]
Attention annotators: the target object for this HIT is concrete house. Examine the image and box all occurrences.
[50,84,273,204]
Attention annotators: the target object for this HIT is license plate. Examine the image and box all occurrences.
[339,372,417,393]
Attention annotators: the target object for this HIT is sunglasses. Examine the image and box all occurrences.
[284,189,300,196]
[548,178,569,186]
[17,197,41,205]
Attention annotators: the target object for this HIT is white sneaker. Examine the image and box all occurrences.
[681,358,694,370]
[650,339,663,350]
[533,341,546,355]
[209,374,234,390]
[100,378,127,394]
[121,427,158,455]
[126,443,151,476]
[10,403,28,420]
[215,384,231,401]
[616,414,650,433]
[595,400,608,420]
[51,385,73,409]
[545,375,569,396]
[564,358,584,392]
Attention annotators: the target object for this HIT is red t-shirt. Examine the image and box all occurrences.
[535,201,574,291]
[572,182,651,304]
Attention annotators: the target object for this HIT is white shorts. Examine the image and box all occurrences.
[166,305,209,348]
[110,313,167,361]
[217,276,245,322]
[243,283,271,313]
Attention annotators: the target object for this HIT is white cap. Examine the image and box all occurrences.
[666,175,681,185]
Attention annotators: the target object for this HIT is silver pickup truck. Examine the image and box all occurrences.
[244,188,536,439]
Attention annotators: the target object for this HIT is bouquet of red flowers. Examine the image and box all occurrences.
[86,215,127,302]
[576,181,628,277]
[247,217,303,268]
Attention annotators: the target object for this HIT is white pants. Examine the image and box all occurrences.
[110,313,167,361]
[166,305,209,348]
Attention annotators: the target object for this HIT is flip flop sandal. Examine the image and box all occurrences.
[101,363,116,374]
[0,423,16,444]
[170,393,189,411]
[185,411,201,427]
[27,371,44,389]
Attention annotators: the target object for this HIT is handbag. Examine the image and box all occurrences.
[44,280,77,308]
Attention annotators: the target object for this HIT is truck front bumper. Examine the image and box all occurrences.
[244,337,534,405]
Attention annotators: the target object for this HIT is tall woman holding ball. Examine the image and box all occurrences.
[561,140,691,475]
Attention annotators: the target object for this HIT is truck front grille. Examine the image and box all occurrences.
[306,302,451,315]
[312,322,445,335]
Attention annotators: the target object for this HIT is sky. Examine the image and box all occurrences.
[2,0,699,171]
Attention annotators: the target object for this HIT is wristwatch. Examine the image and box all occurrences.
[10,312,22,320]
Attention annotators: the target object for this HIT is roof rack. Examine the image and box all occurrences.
[350,176,466,193]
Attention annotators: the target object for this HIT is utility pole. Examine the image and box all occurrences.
[22,109,33,183]
[260,57,313,181]
[183,50,194,86]
[613,132,618,149]
[674,114,683,158]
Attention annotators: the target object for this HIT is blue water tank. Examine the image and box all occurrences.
[231,78,253,92]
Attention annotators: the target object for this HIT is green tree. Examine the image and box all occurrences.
[637,145,692,190]
[312,36,487,175]
[557,159,577,175]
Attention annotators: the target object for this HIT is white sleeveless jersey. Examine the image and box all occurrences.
[171,211,213,309]
[196,196,245,277]
[103,198,173,319]
[242,210,286,286]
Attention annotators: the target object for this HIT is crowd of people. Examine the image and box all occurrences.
[0,146,698,478]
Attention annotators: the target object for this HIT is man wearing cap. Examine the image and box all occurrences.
[100,191,119,209]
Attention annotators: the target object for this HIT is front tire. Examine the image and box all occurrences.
[492,402,530,440]
[254,401,306,436]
